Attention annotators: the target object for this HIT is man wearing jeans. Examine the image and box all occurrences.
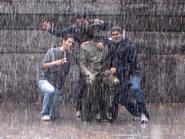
[108,26,150,123]
[38,35,75,121]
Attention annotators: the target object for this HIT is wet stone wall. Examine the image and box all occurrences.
[0,0,185,103]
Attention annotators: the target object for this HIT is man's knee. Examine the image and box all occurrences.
[38,80,55,94]
[131,84,140,90]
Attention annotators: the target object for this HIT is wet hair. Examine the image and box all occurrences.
[75,11,87,19]
[63,34,74,41]
[60,34,75,47]
[111,26,122,33]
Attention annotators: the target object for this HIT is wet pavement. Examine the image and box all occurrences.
[0,103,185,139]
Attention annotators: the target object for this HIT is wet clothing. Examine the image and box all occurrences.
[79,41,109,77]
[49,21,111,44]
[48,21,111,64]
[40,48,74,89]
[48,20,111,111]
[79,41,109,113]
[38,80,61,120]
[38,47,74,119]
[108,38,139,80]
[119,75,149,118]
[108,38,149,118]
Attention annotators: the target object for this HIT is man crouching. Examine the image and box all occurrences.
[37,35,75,121]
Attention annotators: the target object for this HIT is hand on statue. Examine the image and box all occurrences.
[111,67,117,73]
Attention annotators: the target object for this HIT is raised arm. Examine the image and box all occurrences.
[42,21,76,37]
[88,19,112,31]
[49,25,75,38]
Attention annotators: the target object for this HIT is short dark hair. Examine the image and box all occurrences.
[111,26,122,33]
[75,11,87,19]
[60,34,75,47]
[63,34,74,41]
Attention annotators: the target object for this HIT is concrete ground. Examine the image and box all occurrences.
[0,103,185,139]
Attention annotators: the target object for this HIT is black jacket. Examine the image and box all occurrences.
[107,38,140,80]
[49,21,111,44]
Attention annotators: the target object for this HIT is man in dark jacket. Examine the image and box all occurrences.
[108,26,150,123]
[42,12,109,44]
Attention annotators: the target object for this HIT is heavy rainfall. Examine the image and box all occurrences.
[0,0,185,139]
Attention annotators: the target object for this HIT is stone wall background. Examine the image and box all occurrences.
[0,0,185,104]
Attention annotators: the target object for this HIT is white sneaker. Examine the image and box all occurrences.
[41,115,51,121]
[95,113,101,120]
[141,113,149,124]
[76,111,81,118]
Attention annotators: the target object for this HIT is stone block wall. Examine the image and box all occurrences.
[0,0,185,103]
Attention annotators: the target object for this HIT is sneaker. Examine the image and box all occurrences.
[95,113,101,120]
[141,113,149,124]
[106,112,112,120]
[76,110,81,118]
[41,115,51,121]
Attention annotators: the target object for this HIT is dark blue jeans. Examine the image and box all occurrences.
[119,76,149,119]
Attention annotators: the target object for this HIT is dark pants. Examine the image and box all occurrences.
[75,74,104,112]
[76,74,102,113]
[118,76,150,119]
[75,74,84,111]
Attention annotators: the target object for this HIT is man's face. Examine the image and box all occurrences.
[111,31,122,43]
[76,18,87,27]
[63,37,75,50]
